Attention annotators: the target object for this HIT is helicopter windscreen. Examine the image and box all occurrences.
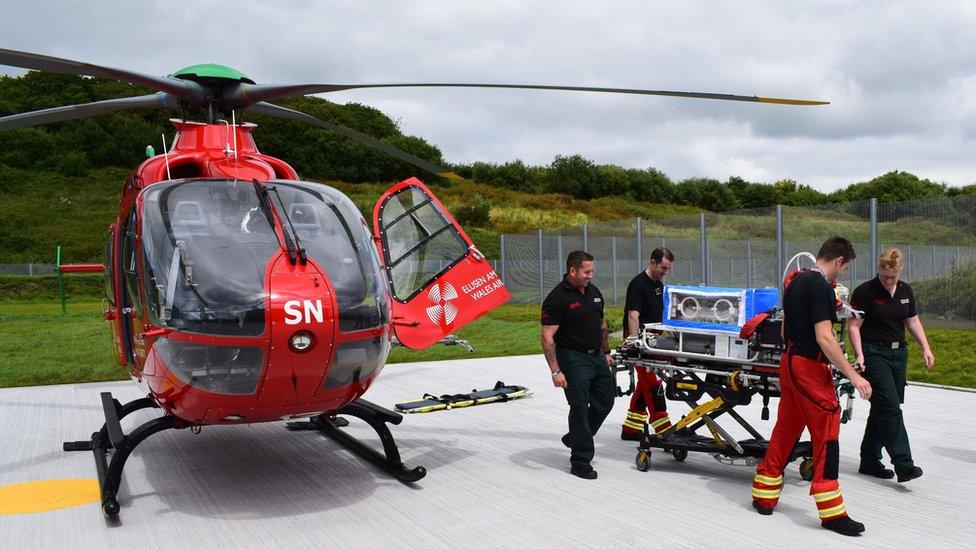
[269,180,389,332]
[141,179,279,336]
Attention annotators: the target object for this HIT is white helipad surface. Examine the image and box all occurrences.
[1,354,974,548]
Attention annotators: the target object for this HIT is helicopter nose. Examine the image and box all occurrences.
[267,262,337,402]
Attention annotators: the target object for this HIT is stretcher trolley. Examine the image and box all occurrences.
[611,284,858,479]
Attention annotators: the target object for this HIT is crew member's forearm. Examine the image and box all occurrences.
[627,311,640,337]
[817,333,856,377]
[906,318,931,353]
[601,322,610,352]
[848,321,863,357]
[542,337,559,370]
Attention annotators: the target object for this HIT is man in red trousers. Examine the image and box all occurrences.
[620,247,674,441]
[751,236,872,536]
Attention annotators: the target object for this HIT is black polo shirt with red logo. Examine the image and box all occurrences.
[622,272,664,337]
[850,276,917,344]
[541,276,606,353]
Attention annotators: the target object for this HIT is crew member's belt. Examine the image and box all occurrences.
[863,339,906,349]
[785,343,828,364]
[558,347,602,355]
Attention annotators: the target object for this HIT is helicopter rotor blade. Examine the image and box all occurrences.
[0,93,180,131]
[227,82,829,108]
[0,48,203,100]
[245,101,461,179]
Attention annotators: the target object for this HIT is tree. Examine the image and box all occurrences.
[628,168,673,202]
[840,171,946,202]
[545,154,601,199]
[673,177,738,211]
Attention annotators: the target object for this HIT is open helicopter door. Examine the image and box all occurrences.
[373,178,510,349]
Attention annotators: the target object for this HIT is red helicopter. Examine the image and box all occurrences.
[0,47,827,517]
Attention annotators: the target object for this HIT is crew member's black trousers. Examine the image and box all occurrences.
[557,348,616,466]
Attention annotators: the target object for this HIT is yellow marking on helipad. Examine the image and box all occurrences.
[0,479,99,514]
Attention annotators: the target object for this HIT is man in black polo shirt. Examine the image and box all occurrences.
[541,250,615,479]
[620,247,675,440]
[751,236,872,537]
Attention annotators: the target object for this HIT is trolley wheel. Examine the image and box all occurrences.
[635,450,650,472]
[799,457,814,481]
[672,449,688,462]
[102,498,120,517]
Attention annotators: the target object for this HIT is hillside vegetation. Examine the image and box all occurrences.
[3,72,976,263]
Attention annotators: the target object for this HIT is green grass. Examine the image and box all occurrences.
[0,300,125,387]
[1,300,972,390]
[5,166,976,265]
[906,327,976,388]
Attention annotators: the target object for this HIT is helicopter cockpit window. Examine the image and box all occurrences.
[270,181,389,332]
[140,179,280,336]
[379,186,468,302]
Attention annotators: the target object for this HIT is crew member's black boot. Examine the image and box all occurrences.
[858,462,895,479]
[896,466,923,483]
[821,516,865,536]
[570,463,598,479]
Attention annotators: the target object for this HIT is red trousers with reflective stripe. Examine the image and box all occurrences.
[753,351,847,521]
[621,367,670,435]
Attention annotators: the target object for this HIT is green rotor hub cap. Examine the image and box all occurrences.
[170,64,255,84]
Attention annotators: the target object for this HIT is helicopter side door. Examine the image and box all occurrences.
[118,206,143,371]
[103,225,125,367]
[373,177,510,349]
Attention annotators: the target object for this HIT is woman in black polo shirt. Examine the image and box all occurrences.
[849,248,934,483]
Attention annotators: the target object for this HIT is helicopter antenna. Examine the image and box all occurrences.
[161,133,172,180]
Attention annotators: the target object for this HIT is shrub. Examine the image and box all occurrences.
[454,193,491,227]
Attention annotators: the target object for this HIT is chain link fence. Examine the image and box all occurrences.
[0,263,57,275]
[499,195,976,328]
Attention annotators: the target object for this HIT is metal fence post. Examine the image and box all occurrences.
[906,244,912,281]
[636,217,643,273]
[700,213,708,285]
[746,241,753,287]
[612,236,618,304]
[870,197,878,274]
[776,205,784,301]
[557,235,563,278]
[538,229,544,305]
[499,234,506,286]
[583,224,589,252]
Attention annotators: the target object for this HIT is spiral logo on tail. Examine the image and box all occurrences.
[426,282,459,326]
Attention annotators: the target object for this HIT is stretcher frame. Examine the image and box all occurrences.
[612,320,855,479]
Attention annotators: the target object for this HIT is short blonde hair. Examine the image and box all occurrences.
[879,248,905,271]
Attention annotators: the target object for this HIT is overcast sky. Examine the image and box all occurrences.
[3,0,976,191]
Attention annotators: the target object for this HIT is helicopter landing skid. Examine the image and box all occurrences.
[286,399,426,483]
[63,392,179,517]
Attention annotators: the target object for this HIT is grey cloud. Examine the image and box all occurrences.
[1,0,975,189]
